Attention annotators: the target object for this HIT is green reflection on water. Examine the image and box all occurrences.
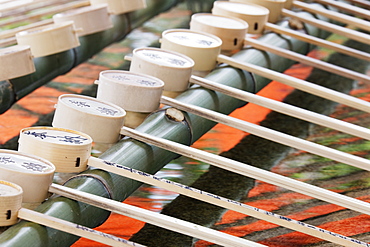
[335,177,370,191]
[319,163,362,179]
[337,141,370,153]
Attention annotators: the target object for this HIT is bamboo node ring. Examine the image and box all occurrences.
[62,174,114,200]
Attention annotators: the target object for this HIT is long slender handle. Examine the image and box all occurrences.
[190,75,370,140]
[264,23,370,62]
[293,1,370,32]
[88,155,367,247]
[347,0,370,9]
[49,183,264,247]
[312,0,370,20]
[282,9,370,44]
[245,37,370,83]
[119,125,370,216]
[18,208,139,247]
[160,96,370,172]
[216,54,370,113]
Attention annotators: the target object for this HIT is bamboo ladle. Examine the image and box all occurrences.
[233,0,370,32]
[2,179,258,247]
[160,29,370,113]
[226,0,370,44]
[2,138,367,246]
[0,151,142,246]
[1,152,364,246]
[211,1,370,61]
[0,148,263,247]
[190,13,370,84]
[125,47,370,141]
[10,125,370,244]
